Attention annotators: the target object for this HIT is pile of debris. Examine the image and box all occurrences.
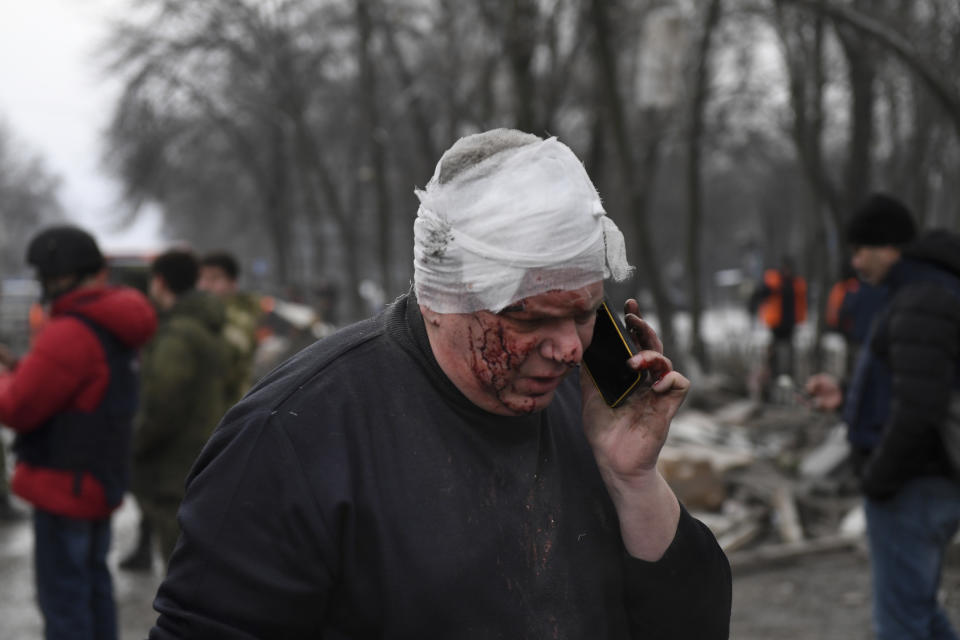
[661,397,867,571]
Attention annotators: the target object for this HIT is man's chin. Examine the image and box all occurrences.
[496,389,556,416]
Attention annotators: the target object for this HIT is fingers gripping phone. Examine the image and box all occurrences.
[582,300,652,407]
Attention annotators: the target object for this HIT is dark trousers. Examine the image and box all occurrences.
[138,495,182,566]
[768,328,795,380]
[865,477,960,640]
[33,510,117,640]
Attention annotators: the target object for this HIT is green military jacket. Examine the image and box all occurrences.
[132,290,230,501]
[221,291,261,404]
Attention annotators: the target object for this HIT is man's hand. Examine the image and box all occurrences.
[581,298,690,477]
[804,372,843,411]
[580,299,688,560]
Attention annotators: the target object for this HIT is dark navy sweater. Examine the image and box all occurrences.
[148,294,731,639]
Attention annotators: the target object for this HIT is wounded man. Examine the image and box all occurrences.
[147,128,732,640]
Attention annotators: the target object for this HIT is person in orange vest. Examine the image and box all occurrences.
[826,271,858,336]
[749,256,807,383]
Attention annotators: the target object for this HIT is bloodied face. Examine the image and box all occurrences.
[422,282,603,416]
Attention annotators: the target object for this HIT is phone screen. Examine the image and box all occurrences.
[582,301,650,407]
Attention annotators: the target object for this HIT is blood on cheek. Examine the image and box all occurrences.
[467,318,538,391]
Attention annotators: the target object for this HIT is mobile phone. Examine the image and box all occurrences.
[582,300,652,407]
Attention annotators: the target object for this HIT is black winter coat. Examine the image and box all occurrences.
[860,230,960,499]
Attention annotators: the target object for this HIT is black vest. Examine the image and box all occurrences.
[14,315,139,506]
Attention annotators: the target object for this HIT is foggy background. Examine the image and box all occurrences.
[4,0,960,375]
[4,2,960,638]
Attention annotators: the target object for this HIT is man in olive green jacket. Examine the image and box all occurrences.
[122,249,230,570]
[198,251,262,403]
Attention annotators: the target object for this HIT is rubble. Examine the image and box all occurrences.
[799,424,850,479]
[662,396,865,569]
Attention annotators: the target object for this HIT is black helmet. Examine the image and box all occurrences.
[26,225,105,279]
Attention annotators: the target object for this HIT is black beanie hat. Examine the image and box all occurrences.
[845,193,917,247]
[26,225,105,278]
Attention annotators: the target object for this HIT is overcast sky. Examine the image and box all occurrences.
[0,0,163,251]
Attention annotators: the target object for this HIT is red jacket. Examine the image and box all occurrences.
[0,285,156,518]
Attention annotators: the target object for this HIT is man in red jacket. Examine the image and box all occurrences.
[0,225,157,640]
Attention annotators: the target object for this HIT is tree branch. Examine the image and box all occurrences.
[780,0,960,138]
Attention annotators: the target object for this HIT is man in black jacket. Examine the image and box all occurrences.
[807,193,960,640]
[147,129,731,639]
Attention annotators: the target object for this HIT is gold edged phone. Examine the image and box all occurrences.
[582,300,651,407]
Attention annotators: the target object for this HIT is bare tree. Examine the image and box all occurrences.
[96,0,960,344]
[0,123,64,278]
[781,0,960,138]
[105,0,381,316]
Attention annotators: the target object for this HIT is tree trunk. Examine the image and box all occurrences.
[836,13,875,215]
[504,0,539,132]
[356,0,394,301]
[379,11,439,179]
[265,125,292,287]
[292,116,365,321]
[685,0,723,373]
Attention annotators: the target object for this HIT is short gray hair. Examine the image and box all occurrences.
[436,128,542,185]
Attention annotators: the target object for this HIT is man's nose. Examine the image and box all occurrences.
[539,319,585,365]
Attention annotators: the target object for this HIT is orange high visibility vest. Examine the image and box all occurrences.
[759,269,807,328]
[826,277,859,329]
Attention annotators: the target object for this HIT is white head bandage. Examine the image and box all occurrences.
[413,135,632,313]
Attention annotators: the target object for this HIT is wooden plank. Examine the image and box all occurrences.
[770,485,804,544]
[728,535,864,572]
[718,519,766,553]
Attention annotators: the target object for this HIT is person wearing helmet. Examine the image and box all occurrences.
[0,225,157,640]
